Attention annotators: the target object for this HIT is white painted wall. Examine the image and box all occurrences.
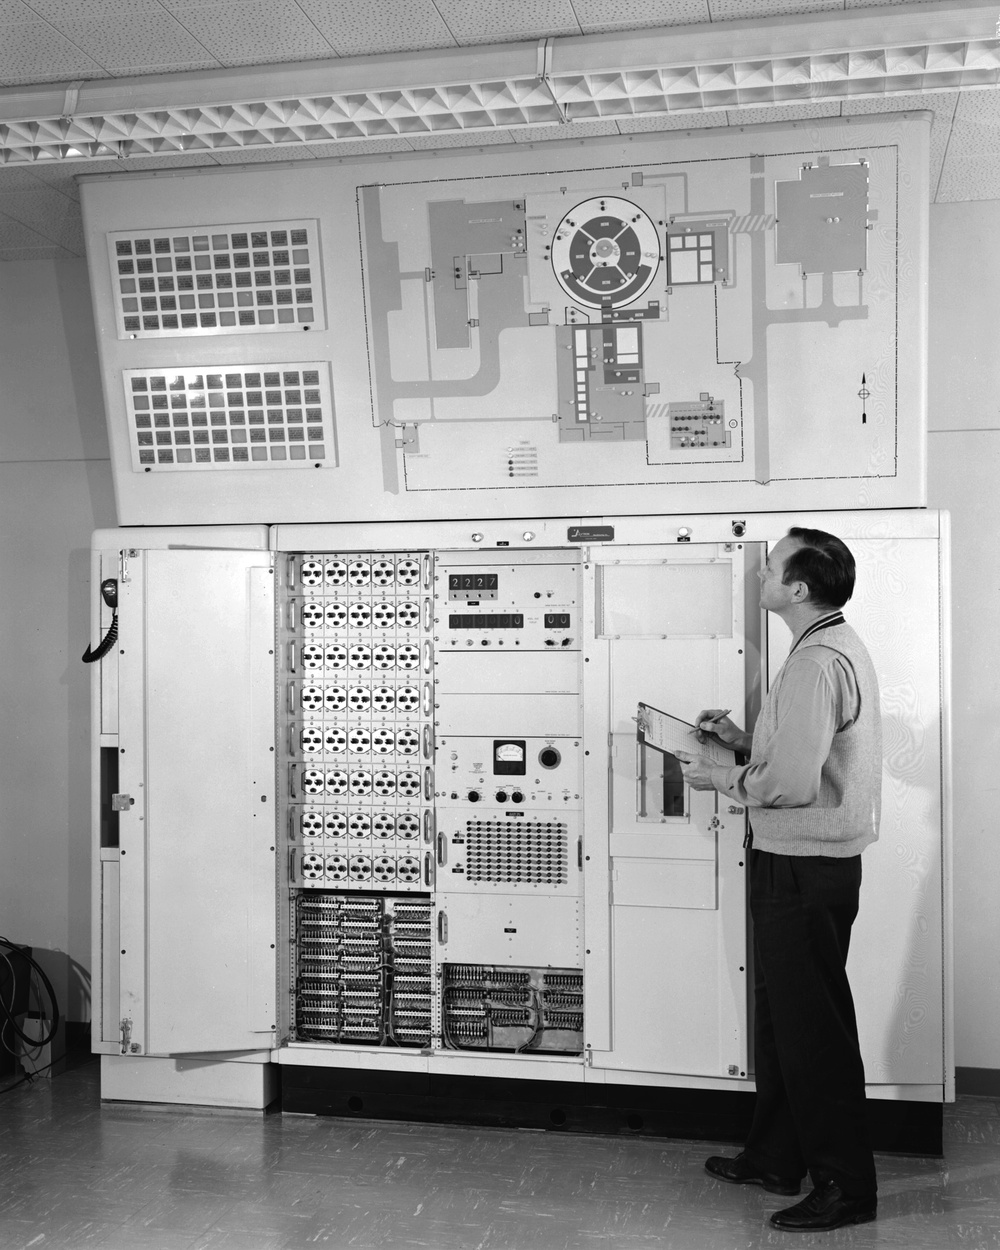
[0,202,996,1078]
[0,258,115,1025]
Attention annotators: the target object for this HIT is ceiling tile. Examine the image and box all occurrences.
[403,129,520,148]
[304,138,415,158]
[52,10,222,74]
[708,0,839,19]
[618,112,722,132]
[26,0,162,19]
[0,22,106,86]
[937,89,1000,203]
[0,210,63,248]
[0,0,43,21]
[725,101,842,126]
[508,119,622,143]
[0,186,84,248]
[207,145,319,163]
[430,0,581,45]
[168,0,337,68]
[842,91,958,201]
[295,0,456,57]
[0,244,78,260]
[572,0,709,35]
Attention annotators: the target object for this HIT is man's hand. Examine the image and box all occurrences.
[693,708,742,747]
[674,750,717,791]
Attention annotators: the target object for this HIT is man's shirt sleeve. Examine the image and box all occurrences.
[709,652,858,808]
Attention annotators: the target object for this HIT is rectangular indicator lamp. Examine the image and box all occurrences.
[449,614,523,629]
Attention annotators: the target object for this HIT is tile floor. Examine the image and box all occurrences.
[2,1059,999,1249]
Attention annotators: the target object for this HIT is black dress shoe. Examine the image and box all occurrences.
[770,1179,877,1230]
[704,1151,801,1196]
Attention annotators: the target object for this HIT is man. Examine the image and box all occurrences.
[675,527,881,1232]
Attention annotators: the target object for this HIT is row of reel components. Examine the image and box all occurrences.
[299,557,422,588]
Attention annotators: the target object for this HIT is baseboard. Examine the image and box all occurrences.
[956,1067,1000,1097]
[281,1066,943,1155]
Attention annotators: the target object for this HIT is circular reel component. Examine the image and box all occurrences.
[550,196,660,308]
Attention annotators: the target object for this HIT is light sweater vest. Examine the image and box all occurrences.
[749,621,882,858]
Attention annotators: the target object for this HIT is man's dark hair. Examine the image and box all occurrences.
[782,527,856,608]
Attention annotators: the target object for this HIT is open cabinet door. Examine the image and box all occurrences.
[116,548,276,1056]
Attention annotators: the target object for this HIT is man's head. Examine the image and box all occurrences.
[759,528,856,614]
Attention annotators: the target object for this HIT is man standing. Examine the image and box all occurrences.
[675,527,881,1232]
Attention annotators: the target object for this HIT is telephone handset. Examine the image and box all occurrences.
[81,579,119,664]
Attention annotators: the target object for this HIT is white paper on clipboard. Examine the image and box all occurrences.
[637,702,736,768]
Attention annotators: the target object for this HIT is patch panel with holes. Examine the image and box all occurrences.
[441,964,583,1054]
[293,893,434,1047]
[437,810,582,896]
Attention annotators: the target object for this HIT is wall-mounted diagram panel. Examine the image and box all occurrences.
[81,113,930,526]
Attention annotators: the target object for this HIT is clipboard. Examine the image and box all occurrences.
[637,701,737,768]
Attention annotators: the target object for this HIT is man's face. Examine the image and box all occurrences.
[759,536,804,613]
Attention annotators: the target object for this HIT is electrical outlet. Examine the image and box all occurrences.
[372,812,395,838]
[349,686,371,711]
[348,727,371,753]
[396,856,420,883]
[300,725,323,753]
[349,602,372,628]
[349,643,372,669]
[349,854,372,881]
[372,602,396,628]
[300,685,324,711]
[396,602,420,627]
[324,644,348,669]
[396,645,420,670]
[397,771,421,798]
[301,852,324,881]
[371,559,395,586]
[324,602,348,628]
[324,810,348,836]
[396,687,420,712]
[349,812,371,838]
[300,809,324,837]
[396,559,421,586]
[349,770,373,796]
[299,559,323,586]
[372,644,395,670]
[325,769,349,796]
[396,812,420,839]
[372,687,395,712]
[323,726,348,752]
[324,685,347,711]
[395,728,420,755]
[301,644,324,670]
[373,856,395,882]
[324,560,348,586]
[324,853,348,881]
[373,770,396,797]
[372,728,395,755]
[301,768,325,795]
[301,601,324,628]
[347,560,371,587]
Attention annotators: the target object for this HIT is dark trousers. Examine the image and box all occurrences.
[744,848,877,1197]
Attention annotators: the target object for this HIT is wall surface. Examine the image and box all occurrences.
[926,199,1000,1074]
[0,258,115,1026]
[0,201,995,1078]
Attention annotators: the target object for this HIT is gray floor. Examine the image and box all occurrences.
[2,1060,999,1249]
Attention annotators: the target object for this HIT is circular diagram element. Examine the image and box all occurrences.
[550,196,660,309]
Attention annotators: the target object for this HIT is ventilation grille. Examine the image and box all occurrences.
[109,221,324,339]
[465,819,568,886]
[124,363,337,471]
